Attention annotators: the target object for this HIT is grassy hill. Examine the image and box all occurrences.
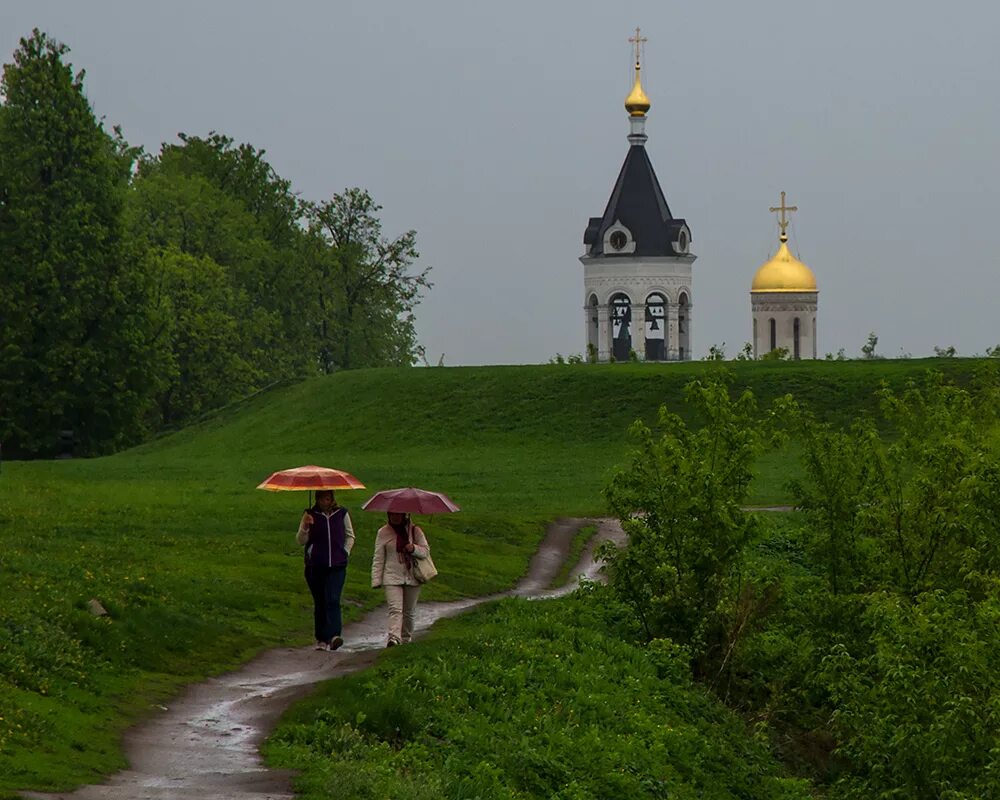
[0,357,982,793]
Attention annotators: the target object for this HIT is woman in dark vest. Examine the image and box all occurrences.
[297,490,355,650]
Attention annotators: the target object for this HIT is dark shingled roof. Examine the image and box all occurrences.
[584,144,690,257]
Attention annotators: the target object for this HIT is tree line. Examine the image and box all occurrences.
[0,30,430,458]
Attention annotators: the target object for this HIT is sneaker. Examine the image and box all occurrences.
[329,636,344,651]
[314,641,327,651]
[386,638,398,648]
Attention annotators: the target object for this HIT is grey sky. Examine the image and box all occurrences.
[3,1,999,364]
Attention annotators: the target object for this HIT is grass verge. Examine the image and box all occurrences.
[264,592,813,799]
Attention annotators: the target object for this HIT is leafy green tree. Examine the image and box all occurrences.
[860,331,878,359]
[602,374,781,670]
[788,411,882,594]
[864,371,1000,594]
[142,249,259,424]
[130,137,313,377]
[155,132,301,250]
[790,368,1000,596]
[0,30,157,455]
[126,137,322,427]
[821,590,1000,799]
[302,188,430,371]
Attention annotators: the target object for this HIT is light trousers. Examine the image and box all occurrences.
[384,584,421,643]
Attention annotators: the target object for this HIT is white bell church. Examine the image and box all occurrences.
[580,30,695,362]
[581,32,822,363]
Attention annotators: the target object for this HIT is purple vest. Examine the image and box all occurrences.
[306,507,349,568]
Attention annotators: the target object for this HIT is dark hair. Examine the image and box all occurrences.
[387,511,410,535]
[315,490,334,501]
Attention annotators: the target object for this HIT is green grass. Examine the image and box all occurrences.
[264,593,813,800]
[0,358,986,792]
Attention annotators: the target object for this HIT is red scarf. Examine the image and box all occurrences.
[390,521,414,569]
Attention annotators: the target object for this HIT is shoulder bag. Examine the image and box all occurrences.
[410,528,438,583]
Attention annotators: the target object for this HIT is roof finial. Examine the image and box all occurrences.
[625,27,651,119]
[629,26,647,68]
[769,191,798,242]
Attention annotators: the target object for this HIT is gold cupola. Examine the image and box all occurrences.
[751,234,818,292]
[625,26,650,117]
[625,66,650,117]
[752,191,817,293]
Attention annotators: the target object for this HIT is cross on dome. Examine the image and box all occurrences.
[629,26,647,67]
[769,191,798,241]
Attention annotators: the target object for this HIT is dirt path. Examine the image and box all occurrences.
[23,518,623,800]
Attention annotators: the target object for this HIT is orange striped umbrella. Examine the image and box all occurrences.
[256,465,366,492]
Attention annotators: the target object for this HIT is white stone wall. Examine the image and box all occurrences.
[751,292,818,359]
[580,254,696,361]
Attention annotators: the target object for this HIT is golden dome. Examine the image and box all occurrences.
[751,236,818,292]
[625,66,650,117]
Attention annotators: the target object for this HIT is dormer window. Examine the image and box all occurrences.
[603,223,635,254]
[677,230,688,253]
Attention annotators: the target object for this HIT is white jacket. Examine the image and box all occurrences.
[371,524,430,587]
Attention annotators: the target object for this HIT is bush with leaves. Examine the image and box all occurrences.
[266,594,813,800]
[791,367,1000,596]
[601,373,784,672]
[821,589,1000,799]
[747,367,1000,790]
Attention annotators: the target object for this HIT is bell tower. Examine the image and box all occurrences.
[580,29,696,362]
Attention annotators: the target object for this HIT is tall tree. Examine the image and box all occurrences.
[0,30,157,456]
[303,188,430,371]
[128,136,316,395]
[142,249,258,424]
[156,132,302,250]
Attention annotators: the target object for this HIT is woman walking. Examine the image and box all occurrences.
[298,489,354,651]
[371,512,430,646]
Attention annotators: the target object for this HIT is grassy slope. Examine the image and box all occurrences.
[265,595,813,800]
[0,358,978,792]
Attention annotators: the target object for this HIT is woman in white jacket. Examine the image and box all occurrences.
[370,512,430,646]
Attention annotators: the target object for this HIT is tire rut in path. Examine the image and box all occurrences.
[22,517,623,800]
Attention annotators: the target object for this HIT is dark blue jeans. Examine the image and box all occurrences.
[305,564,347,643]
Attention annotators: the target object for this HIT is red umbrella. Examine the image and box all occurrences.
[361,487,461,514]
[256,465,366,492]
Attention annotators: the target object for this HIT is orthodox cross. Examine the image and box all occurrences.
[769,191,798,237]
[629,27,647,66]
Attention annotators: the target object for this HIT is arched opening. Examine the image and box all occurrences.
[587,294,599,360]
[753,318,758,359]
[769,318,776,353]
[644,292,666,361]
[813,317,817,359]
[609,292,632,362]
[793,317,801,360]
[678,292,690,361]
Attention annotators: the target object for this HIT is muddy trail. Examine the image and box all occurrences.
[23,518,623,800]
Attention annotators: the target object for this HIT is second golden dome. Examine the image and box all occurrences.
[751,238,817,292]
